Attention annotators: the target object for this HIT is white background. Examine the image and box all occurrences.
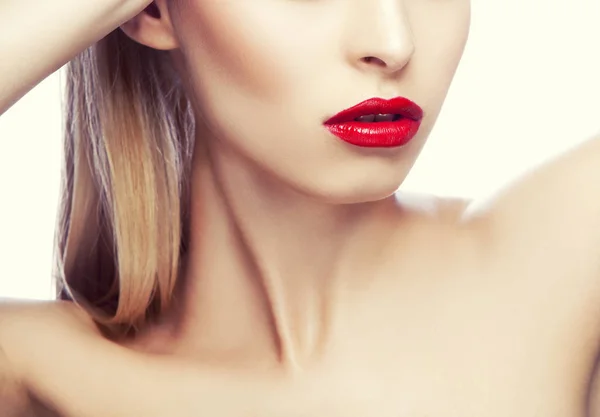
[1,0,599,300]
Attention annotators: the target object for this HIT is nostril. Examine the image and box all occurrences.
[362,56,386,66]
[144,3,161,19]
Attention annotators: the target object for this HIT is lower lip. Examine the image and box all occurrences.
[325,118,422,148]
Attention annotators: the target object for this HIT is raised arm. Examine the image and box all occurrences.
[0,0,152,115]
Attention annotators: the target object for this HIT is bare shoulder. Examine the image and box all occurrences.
[467,134,600,370]
[473,133,600,286]
[475,133,600,228]
[0,298,100,343]
[0,298,101,417]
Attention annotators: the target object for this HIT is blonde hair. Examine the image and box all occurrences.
[52,29,195,340]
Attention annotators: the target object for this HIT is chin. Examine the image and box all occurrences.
[320,153,420,204]
[292,169,410,206]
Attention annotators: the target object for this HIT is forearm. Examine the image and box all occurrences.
[0,0,152,115]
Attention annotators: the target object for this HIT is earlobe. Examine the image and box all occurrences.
[120,1,179,51]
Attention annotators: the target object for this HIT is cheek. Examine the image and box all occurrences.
[410,1,471,110]
[171,2,319,165]
[172,1,297,109]
[420,1,470,77]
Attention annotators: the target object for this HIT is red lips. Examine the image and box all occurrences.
[323,96,424,148]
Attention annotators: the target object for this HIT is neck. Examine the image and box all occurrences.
[167,138,399,370]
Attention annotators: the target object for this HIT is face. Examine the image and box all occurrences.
[165,0,470,203]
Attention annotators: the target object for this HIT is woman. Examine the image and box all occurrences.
[1,0,600,415]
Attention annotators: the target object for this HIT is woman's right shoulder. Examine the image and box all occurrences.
[0,298,100,340]
[0,298,101,416]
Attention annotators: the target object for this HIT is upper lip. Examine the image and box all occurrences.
[324,97,424,124]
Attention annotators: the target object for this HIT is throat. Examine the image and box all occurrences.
[165,236,343,371]
[259,272,338,371]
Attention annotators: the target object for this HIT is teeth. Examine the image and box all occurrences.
[354,113,400,123]
[355,114,376,122]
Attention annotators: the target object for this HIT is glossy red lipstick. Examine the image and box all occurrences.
[324,97,424,148]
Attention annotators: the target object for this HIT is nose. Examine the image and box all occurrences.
[344,0,415,76]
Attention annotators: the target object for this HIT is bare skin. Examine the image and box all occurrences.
[4,159,600,416]
[2,0,600,416]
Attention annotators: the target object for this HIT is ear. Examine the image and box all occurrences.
[120,0,179,50]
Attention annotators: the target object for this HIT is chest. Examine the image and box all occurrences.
[137,356,580,417]
[243,280,587,417]
[115,319,582,417]
[33,269,591,417]
[259,349,577,417]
